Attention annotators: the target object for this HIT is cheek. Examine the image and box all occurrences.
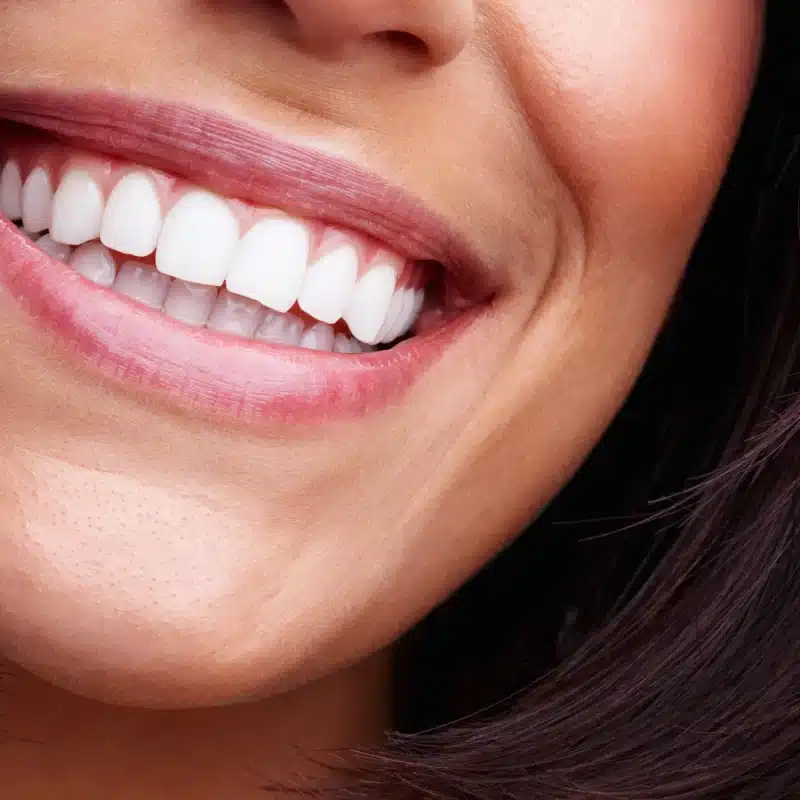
[506,0,763,262]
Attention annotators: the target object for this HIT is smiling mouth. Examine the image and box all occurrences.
[1,147,432,354]
[0,90,490,422]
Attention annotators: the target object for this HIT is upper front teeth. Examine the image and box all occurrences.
[225,215,310,313]
[2,157,430,346]
[101,171,163,257]
[51,169,105,245]
[156,190,240,285]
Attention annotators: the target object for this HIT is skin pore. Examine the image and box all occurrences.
[0,1,763,797]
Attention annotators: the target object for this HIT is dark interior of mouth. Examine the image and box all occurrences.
[1,131,455,355]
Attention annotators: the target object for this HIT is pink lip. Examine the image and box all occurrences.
[0,89,485,423]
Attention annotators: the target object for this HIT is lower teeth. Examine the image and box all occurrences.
[16,223,381,354]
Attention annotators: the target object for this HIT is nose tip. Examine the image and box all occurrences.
[280,0,476,66]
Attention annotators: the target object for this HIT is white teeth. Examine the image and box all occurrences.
[333,333,361,354]
[226,216,311,314]
[114,261,171,309]
[344,263,397,345]
[101,172,163,257]
[253,309,305,346]
[381,288,421,343]
[397,290,420,339]
[156,190,239,286]
[8,152,427,348]
[206,289,264,338]
[21,167,53,234]
[36,233,73,262]
[299,322,336,352]
[401,290,425,337]
[50,169,105,246]
[163,280,218,327]
[383,290,411,343]
[0,161,23,220]
[68,242,117,288]
[298,243,359,324]
[378,288,407,344]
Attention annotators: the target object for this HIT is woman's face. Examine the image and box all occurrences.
[0,1,762,706]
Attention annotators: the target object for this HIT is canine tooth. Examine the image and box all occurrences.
[207,289,264,337]
[0,161,23,220]
[385,289,418,342]
[21,167,53,234]
[298,243,359,324]
[50,169,105,245]
[101,172,163,257]
[156,191,239,286]
[378,288,406,344]
[163,280,218,326]
[226,217,311,313]
[253,310,305,346]
[344,263,397,345]
[299,322,336,352]
[68,242,117,288]
[114,261,171,309]
[389,288,424,340]
[36,234,73,262]
[387,290,416,341]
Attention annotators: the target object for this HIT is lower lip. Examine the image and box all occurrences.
[0,219,470,423]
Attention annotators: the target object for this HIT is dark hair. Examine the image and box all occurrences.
[336,2,800,797]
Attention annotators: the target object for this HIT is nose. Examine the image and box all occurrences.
[280,0,476,66]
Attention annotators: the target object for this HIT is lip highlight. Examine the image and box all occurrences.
[0,89,485,422]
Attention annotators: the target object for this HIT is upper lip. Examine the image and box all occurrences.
[0,87,494,303]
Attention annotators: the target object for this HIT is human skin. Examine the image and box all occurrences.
[0,1,763,796]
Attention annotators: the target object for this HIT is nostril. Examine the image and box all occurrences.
[256,0,295,27]
[277,0,474,67]
[371,30,428,58]
[262,0,291,12]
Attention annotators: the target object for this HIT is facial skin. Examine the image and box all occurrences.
[0,0,761,727]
